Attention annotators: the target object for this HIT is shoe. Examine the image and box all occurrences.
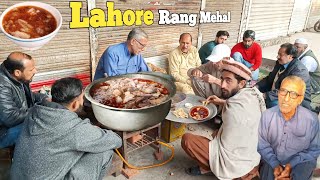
[185,166,214,176]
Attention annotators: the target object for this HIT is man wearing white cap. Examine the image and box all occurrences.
[168,33,201,94]
[182,60,265,179]
[294,38,320,94]
[187,44,231,100]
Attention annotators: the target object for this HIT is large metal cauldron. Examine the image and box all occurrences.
[84,73,176,131]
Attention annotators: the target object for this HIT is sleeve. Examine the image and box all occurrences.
[198,45,207,63]
[251,44,262,70]
[195,51,202,67]
[75,119,122,153]
[138,56,151,72]
[96,49,119,77]
[199,42,214,64]
[104,50,120,77]
[257,114,281,169]
[289,116,320,168]
[198,63,214,75]
[292,65,311,87]
[168,51,188,83]
[300,56,318,72]
[0,85,28,127]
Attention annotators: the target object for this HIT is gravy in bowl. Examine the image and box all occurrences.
[2,6,57,39]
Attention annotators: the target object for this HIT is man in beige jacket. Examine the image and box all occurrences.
[168,33,201,94]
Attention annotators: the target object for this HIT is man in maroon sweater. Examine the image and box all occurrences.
[231,30,262,81]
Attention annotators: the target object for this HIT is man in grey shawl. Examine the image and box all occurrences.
[11,77,122,180]
[181,60,265,179]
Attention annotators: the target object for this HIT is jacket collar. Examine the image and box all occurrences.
[41,100,68,110]
[0,63,24,86]
[276,58,298,70]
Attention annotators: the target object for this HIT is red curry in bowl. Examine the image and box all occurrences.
[189,105,209,121]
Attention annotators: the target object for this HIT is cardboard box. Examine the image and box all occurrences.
[161,120,186,143]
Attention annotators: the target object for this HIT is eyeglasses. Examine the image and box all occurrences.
[134,38,147,48]
[278,88,302,99]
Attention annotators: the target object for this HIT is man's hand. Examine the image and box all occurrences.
[191,69,203,77]
[273,165,284,179]
[201,74,221,85]
[249,67,254,71]
[206,95,226,106]
[276,164,291,180]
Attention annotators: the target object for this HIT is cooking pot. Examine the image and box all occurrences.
[84,73,176,131]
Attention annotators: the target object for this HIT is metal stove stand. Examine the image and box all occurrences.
[116,123,163,169]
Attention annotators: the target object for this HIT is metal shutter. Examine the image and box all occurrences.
[199,0,243,47]
[245,0,295,40]
[288,0,312,34]
[307,0,320,28]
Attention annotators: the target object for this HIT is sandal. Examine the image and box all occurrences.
[185,166,214,176]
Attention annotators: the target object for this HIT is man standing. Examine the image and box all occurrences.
[256,43,311,110]
[0,52,46,148]
[94,28,150,79]
[294,38,320,94]
[198,31,229,64]
[182,60,265,179]
[258,76,320,180]
[168,33,201,94]
[231,30,262,81]
[11,78,122,180]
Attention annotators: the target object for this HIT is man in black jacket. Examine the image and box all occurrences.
[0,52,46,148]
[256,43,311,110]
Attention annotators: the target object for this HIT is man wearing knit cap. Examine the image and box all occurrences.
[294,38,320,95]
[181,60,265,179]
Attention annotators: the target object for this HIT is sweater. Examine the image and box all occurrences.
[231,42,262,70]
[11,100,122,180]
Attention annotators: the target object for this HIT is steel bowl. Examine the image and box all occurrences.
[84,73,176,131]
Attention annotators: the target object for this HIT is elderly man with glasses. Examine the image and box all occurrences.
[94,28,150,79]
[258,75,320,180]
